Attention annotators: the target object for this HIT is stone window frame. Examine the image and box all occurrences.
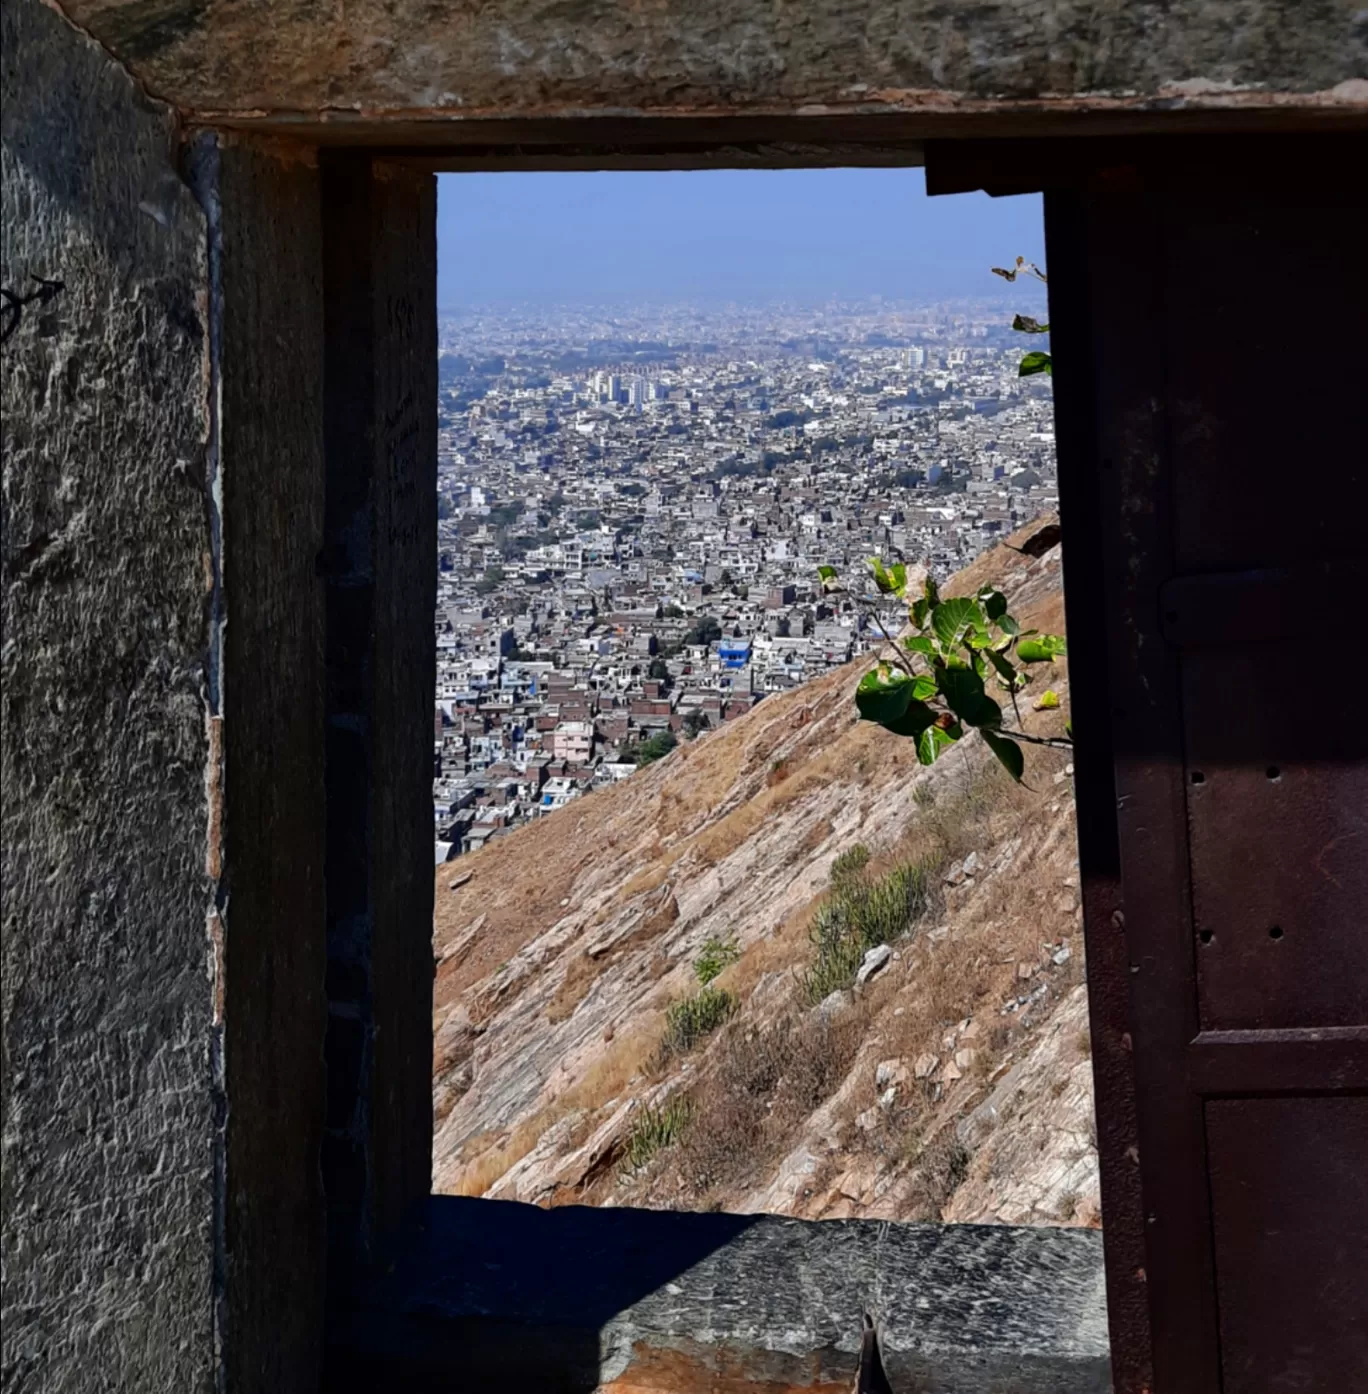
[203,134,1120,1392]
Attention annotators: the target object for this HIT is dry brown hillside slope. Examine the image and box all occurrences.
[432,517,1098,1229]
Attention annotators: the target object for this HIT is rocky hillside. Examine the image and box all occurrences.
[432,519,1099,1230]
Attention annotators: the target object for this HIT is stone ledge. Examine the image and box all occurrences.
[325,1197,1109,1392]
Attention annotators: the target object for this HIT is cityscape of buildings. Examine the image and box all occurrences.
[433,297,1056,858]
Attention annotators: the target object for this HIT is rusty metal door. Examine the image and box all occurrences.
[1041,145,1368,1393]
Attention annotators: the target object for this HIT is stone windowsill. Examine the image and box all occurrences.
[325,1196,1110,1392]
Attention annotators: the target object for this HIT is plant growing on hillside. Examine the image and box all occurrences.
[828,844,871,891]
[634,730,678,766]
[682,709,711,740]
[804,856,938,1002]
[818,562,1070,781]
[619,1095,692,1175]
[693,934,741,987]
[661,985,736,1055]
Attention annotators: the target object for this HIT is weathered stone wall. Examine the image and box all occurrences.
[4,7,334,1388]
[54,0,1368,126]
[0,1,216,1389]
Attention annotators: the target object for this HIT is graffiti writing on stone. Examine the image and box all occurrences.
[1,275,65,344]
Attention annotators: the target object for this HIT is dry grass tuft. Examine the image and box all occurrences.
[659,1009,866,1201]
[545,949,603,1025]
[904,1130,973,1219]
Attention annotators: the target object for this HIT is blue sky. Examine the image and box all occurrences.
[437,169,1044,307]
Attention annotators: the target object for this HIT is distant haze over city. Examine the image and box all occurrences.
[432,167,1056,851]
[438,169,1046,306]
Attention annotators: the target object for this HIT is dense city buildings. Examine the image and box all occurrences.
[434,296,1055,857]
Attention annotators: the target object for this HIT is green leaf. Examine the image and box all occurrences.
[817,564,839,591]
[869,558,907,596]
[911,673,938,701]
[982,729,1025,782]
[1019,351,1053,377]
[923,575,940,607]
[1018,634,1068,662]
[1035,689,1061,710]
[885,698,938,739]
[997,614,1020,637]
[917,722,961,766]
[911,597,931,630]
[1065,720,1073,739]
[980,589,1008,622]
[941,666,1002,729]
[931,597,987,652]
[902,635,935,656]
[986,649,1017,685]
[855,666,914,725]
[1012,314,1049,334]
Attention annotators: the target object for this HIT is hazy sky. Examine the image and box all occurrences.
[437,169,1044,308]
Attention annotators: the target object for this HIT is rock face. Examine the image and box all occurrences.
[1,2,216,1387]
[432,523,1101,1237]
[945,986,1100,1227]
[856,944,893,986]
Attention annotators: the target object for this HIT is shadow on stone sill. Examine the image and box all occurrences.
[324,1195,1109,1392]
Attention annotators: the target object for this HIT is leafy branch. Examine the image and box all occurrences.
[818,561,1070,781]
[994,257,1051,377]
[991,256,1047,285]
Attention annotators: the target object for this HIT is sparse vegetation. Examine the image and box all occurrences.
[909,1132,972,1217]
[682,709,710,739]
[620,1096,693,1175]
[667,1011,863,1199]
[436,532,1095,1227]
[682,615,723,648]
[828,843,871,890]
[661,985,737,1056]
[804,855,938,1002]
[634,730,678,766]
[473,563,506,594]
[693,934,741,987]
